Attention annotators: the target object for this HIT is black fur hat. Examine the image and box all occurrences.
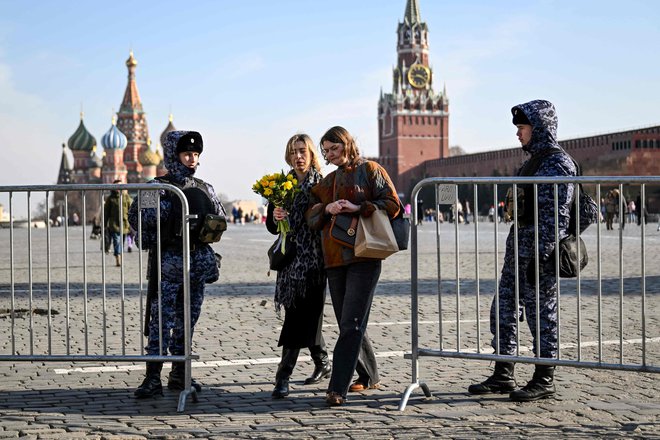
[511,107,531,126]
[175,131,203,155]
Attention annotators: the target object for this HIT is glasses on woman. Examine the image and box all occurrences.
[321,144,342,155]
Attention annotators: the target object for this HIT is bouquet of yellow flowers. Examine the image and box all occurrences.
[252,171,300,251]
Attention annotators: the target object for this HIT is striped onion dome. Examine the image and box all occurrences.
[101,116,128,150]
[160,113,176,147]
[139,138,161,166]
[67,113,97,151]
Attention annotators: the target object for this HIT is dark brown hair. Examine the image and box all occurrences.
[319,126,360,164]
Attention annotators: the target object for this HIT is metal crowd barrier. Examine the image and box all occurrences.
[399,176,660,411]
[0,183,196,412]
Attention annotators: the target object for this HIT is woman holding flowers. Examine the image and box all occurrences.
[259,134,330,399]
[306,126,400,406]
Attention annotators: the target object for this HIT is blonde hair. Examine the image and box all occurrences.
[284,133,322,172]
[319,126,360,164]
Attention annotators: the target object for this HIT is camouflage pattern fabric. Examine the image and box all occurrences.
[491,100,576,358]
[198,214,227,243]
[145,248,214,355]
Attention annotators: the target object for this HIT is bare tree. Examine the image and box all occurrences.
[32,200,48,221]
[449,145,466,157]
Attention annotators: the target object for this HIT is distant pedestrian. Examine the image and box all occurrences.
[103,180,132,266]
[635,195,648,226]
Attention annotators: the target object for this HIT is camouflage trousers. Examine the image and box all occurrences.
[490,231,559,358]
[145,246,217,356]
[146,279,205,356]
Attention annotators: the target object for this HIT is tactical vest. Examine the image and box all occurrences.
[154,175,218,246]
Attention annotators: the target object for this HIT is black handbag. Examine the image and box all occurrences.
[328,176,359,248]
[267,233,296,271]
[391,201,410,250]
[330,214,358,248]
[554,234,588,278]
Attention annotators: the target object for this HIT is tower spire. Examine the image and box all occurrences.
[404,0,421,25]
[120,51,143,114]
[116,50,150,183]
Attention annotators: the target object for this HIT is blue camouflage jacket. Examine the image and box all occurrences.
[512,100,576,261]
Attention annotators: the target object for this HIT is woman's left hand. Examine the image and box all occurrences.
[337,199,359,213]
[273,207,288,221]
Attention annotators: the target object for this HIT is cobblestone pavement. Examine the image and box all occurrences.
[0,222,659,439]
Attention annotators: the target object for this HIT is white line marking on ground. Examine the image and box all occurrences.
[52,337,660,374]
[322,319,487,328]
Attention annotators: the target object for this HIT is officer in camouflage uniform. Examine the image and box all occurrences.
[129,130,226,398]
[468,100,576,402]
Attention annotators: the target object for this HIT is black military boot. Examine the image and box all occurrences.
[304,345,332,385]
[510,365,556,402]
[468,362,517,394]
[134,362,163,398]
[272,347,299,398]
[168,362,202,392]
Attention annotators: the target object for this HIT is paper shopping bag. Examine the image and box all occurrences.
[354,209,399,259]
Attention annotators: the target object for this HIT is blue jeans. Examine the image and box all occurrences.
[326,260,382,397]
[111,232,123,256]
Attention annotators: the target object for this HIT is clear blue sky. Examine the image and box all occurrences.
[1,0,659,205]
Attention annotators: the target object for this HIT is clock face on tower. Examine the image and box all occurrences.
[408,63,430,88]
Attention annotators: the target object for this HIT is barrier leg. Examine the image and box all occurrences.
[177,387,198,412]
[398,381,433,411]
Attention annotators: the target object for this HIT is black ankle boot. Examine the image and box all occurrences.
[272,347,299,399]
[304,345,331,385]
[168,362,202,392]
[272,378,290,398]
[134,362,163,398]
[468,362,517,394]
[510,365,556,402]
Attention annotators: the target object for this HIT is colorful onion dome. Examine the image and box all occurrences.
[139,138,161,166]
[101,116,128,150]
[160,113,176,147]
[89,146,103,168]
[67,113,97,151]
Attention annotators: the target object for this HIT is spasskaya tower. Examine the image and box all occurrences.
[378,0,449,196]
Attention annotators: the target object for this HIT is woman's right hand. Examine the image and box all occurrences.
[273,207,288,221]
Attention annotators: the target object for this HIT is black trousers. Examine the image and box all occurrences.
[326,260,382,397]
